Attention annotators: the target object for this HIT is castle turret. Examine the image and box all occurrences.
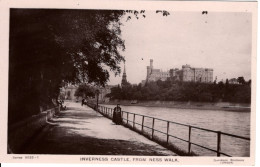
[150,59,153,70]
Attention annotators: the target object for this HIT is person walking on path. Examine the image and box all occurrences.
[113,104,122,125]
[81,98,85,106]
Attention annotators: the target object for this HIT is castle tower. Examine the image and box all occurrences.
[121,61,128,86]
[146,66,150,81]
[182,64,191,82]
[150,59,153,70]
[146,59,154,81]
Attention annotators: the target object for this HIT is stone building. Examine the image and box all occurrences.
[179,64,214,82]
[146,59,170,82]
[63,84,77,100]
[145,59,213,83]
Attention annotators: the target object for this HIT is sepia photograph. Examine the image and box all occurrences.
[0,0,257,166]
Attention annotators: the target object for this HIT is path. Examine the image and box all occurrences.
[23,102,177,155]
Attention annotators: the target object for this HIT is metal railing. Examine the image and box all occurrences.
[89,103,250,157]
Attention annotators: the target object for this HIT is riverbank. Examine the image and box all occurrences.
[101,100,250,112]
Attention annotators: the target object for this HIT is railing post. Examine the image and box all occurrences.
[217,131,221,157]
[142,116,144,132]
[152,118,155,139]
[188,126,192,154]
[133,114,135,128]
[127,112,129,125]
[167,121,170,144]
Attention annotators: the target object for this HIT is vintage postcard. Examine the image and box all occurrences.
[0,0,257,166]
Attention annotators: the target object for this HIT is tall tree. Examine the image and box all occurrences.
[9,9,170,122]
[9,9,125,122]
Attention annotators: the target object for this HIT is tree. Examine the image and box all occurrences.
[247,79,251,85]
[106,86,122,100]
[8,9,171,122]
[237,77,246,85]
[9,9,126,122]
[74,84,95,98]
[225,79,229,86]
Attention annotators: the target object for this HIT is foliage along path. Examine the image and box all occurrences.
[23,102,176,155]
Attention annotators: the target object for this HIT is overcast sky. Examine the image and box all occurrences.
[107,11,252,85]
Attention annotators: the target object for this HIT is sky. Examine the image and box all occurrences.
[107,11,252,85]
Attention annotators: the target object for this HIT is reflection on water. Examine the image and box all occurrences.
[102,104,250,157]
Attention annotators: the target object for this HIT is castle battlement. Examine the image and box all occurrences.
[145,59,213,83]
[182,64,191,68]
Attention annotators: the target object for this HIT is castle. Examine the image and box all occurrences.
[144,59,213,83]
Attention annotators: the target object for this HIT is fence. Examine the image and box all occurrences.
[88,103,250,157]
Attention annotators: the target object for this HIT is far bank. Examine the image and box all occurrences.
[100,100,250,112]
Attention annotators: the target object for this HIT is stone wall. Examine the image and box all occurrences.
[8,107,60,153]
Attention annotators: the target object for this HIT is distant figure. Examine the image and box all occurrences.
[202,11,208,15]
[57,99,66,110]
[113,104,122,125]
[82,98,85,106]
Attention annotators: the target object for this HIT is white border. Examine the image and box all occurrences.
[0,0,257,166]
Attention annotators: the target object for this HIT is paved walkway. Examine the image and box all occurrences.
[23,102,176,155]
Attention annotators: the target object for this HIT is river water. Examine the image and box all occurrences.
[101,104,250,157]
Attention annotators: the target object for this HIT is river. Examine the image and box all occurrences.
[101,104,250,157]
